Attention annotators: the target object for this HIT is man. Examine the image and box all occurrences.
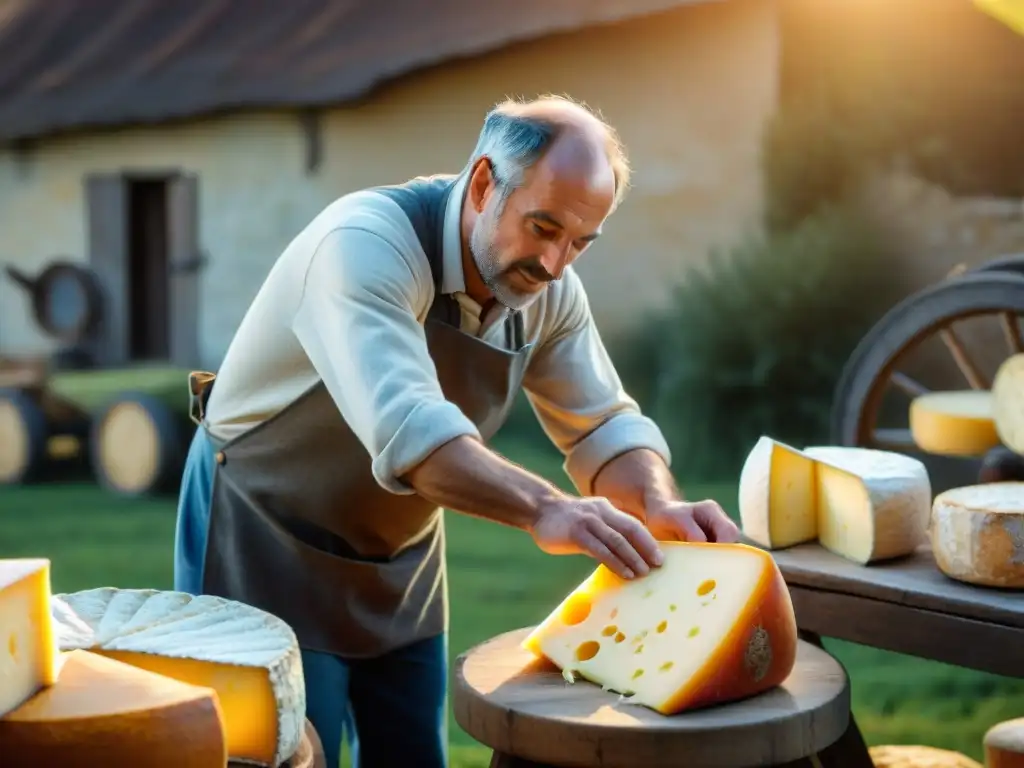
[174,94,738,768]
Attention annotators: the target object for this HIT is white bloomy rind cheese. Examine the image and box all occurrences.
[931,483,1024,588]
[909,390,999,457]
[739,438,931,564]
[0,559,58,717]
[522,542,798,715]
[50,588,306,767]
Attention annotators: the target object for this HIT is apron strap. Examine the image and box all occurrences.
[188,371,217,426]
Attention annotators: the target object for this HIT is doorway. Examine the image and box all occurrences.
[85,171,201,368]
[127,178,170,361]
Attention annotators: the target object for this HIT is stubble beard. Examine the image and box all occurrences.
[469,208,543,313]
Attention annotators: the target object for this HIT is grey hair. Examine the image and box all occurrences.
[464,94,632,213]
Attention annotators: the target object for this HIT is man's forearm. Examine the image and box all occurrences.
[402,436,569,531]
[591,448,681,522]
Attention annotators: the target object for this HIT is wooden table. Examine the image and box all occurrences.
[768,542,1024,768]
[453,627,851,768]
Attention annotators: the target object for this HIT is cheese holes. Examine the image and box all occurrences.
[632,668,645,680]
[575,640,601,662]
[7,632,17,659]
[659,661,674,673]
[614,632,626,643]
[656,620,668,633]
[697,579,717,596]
[688,626,700,638]
[560,594,592,625]
[601,625,618,637]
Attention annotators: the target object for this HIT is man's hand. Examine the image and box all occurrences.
[530,496,665,580]
[644,499,740,544]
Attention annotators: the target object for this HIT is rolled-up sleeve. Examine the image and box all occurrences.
[292,226,481,494]
[522,269,672,496]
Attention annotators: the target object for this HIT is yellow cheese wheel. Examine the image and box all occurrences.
[930,483,1024,588]
[0,649,227,767]
[993,354,1024,455]
[909,391,1000,457]
[0,559,58,717]
[868,744,982,768]
[522,541,798,714]
[985,717,1024,768]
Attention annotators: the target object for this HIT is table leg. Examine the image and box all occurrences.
[798,631,875,768]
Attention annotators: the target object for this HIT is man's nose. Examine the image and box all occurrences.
[540,243,570,280]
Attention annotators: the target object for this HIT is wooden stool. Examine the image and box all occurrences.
[985,718,1024,768]
[453,627,850,768]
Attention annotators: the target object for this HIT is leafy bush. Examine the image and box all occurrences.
[645,203,916,482]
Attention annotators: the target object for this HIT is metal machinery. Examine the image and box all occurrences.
[0,261,193,496]
[830,255,1024,492]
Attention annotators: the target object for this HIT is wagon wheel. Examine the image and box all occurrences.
[89,392,187,497]
[0,388,49,485]
[830,271,1024,489]
[967,253,1024,278]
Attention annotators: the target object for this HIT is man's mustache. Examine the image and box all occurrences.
[506,258,554,283]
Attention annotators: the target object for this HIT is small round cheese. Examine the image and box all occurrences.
[993,354,1024,455]
[869,745,982,768]
[909,390,999,457]
[930,483,1024,588]
[985,717,1024,768]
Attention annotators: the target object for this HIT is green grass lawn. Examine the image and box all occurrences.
[2,434,1022,767]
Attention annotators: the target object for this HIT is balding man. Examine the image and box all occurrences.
[173,94,738,768]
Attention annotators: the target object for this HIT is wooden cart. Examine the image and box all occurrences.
[829,254,1024,491]
[0,261,193,496]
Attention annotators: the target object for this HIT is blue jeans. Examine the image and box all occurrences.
[173,428,449,768]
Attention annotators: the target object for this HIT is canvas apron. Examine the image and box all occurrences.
[190,175,533,658]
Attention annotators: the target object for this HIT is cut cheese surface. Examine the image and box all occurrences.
[0,649,226,767]
[804,446,931,564]
[0,558,57,717]
[984,717,1024,768]
[51,588,305,767]
[738,436,818,549]
[909,390,999,457]
[993,353,1024,455]
[522,542,798,715]
[930,483,1024,588]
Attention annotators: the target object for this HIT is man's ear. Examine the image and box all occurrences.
[467,157,494,214]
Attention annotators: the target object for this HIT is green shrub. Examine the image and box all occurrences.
[645,202,916,483]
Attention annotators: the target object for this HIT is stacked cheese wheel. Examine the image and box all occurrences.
[0,559,306,767]
[522,541,799,714]
[738,439,932,564]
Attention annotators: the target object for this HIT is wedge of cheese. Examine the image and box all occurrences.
[738,436,818,549]
[993,353,1024,455]
[984,717,1024,768]
[739,438,932,564]
[909,390,1000,457]
[805,446,932,564]
[0,558,58,717]
[51,588,305,767]
[0,649,226,767]
[930,483,1024,588]
[522,542,798,715]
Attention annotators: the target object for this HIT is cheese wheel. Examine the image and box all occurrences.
[738,438,932,564]
[51,588,305,767]
[909,390,1000,457]
[803,446,932,564]
[739,436,818,549]
[521,542,798,714]
[930,483,1024,588]
[0,649,227,767]
[0,559,58,717]
[868,744,983,768]
[985,717,1024,768]
[993,354,1024,455]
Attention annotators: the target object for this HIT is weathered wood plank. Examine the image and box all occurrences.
[789,586,1023,677]
[766,543,1023,628]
